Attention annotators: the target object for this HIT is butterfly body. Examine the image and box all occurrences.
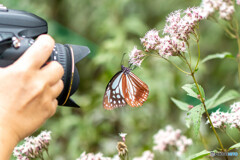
[103,65,149,110]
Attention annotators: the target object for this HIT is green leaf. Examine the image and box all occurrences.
[201,52,233,63]
[186,104,204,135]
[171,98,189,111]
[182,84,205,99]
[229,143,240,151]
[211,90,240,109]
[187,150,211,160]
[205,87,225,109]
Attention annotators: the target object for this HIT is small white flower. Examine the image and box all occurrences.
[119,133,127,138]
[119,133,127,142]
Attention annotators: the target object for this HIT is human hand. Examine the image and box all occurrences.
[0,35,64,158]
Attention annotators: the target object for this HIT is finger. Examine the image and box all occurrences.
[15,34,55,69]
[51,80,64,99]
[49,99,58,117]
[41,61,64,85]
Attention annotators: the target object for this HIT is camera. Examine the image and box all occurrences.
[0,5,90,108]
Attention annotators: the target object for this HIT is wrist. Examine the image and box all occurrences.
[0,126,19,159]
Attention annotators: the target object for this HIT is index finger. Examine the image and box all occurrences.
[15,34,55,69]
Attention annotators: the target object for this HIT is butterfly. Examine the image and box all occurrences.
[103,65,149,110]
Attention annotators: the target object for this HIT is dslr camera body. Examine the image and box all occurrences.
[0,5,90,108]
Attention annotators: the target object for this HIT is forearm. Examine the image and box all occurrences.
[0,127,19,160]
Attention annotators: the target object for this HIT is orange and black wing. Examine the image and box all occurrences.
[122,72,149,107]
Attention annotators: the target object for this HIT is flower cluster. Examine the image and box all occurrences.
[153,125,192,157]
[13,131,51,160]
[200,0,235,20]
[207,102,240,129]
[140,29,160,51]
[76,152,114,160]
[140,7,203,59]
[206,109,229,128]
[132,151,154,160]
[129,46,145,67]
[156,36,187,57]
[164,7,204,41]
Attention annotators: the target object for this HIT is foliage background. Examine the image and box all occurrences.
[1,0,240,159]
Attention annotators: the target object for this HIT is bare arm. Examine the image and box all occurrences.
[0,35,64,159]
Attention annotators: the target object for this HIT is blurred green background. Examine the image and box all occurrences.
[1,0,240,159]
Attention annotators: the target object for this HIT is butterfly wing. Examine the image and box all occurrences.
[122,72,149,107]
[103,71,127,110]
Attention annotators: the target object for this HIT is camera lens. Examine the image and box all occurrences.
[51,44,90,107]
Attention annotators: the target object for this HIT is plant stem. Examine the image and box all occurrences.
[181,34,227,155]
[175,49,228,159]
[233,20,240,86]
[188,68,228,160]
[194,39,201,72]
[190,71,225,149]
[163,57,191,75]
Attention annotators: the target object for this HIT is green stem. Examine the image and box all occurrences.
[188,68,228,160]
[194,38,201,72]
[46,149,52,160]
[232,19,240,87]
[190,71,224,149]
[163,57,191,75]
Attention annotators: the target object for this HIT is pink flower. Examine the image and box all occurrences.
[157,36,186,57]
[140,29,161,51]
[133,151,154,160]
[13,131,51,160]
[129,46,145,67]
[207,109,229,128]
[76,152,112,160]
[163,7,204,41]
[153,125,192,157]
[200,0,235,20]
[207,102,240,129]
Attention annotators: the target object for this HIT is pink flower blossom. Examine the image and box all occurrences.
[76,152,112,160]
[129,46,145,67]
[200,0,235,20]
[228,102,240,128]
[163,7,204,41]
[206,109,229,128]
[207,102,240,129]
[157,36,186,57]
[153,125,192,157]
[13,131,51,160]
[133,151,154,160]
[140,29,160,51]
